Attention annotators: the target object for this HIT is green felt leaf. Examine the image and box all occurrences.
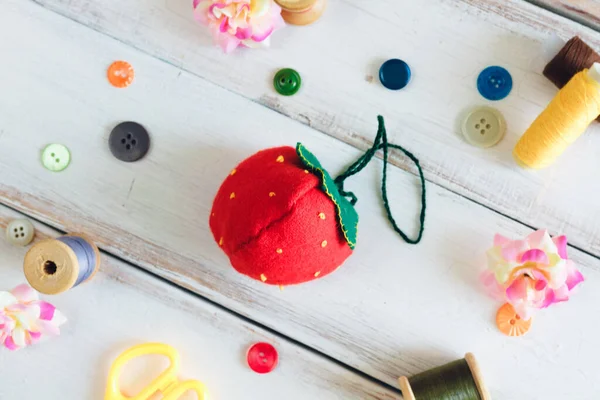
[296,143,358,249]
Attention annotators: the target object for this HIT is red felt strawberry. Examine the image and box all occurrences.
[210,116,426,286]
[209,144,358,286]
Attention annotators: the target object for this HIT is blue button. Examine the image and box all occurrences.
[379,59,411,90]
[477,66,512,101]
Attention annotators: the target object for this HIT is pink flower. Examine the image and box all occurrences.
[0,284,66,351]
[482,230,584,320]
[193,0,285,53]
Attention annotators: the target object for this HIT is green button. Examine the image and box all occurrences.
[41,144,71,172]
[274,68,301,96]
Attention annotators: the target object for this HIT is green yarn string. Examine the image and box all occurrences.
[409,359,482,400]
[334,115,427,244]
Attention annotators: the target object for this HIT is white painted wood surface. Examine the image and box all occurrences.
[0,204,397,400]
[30,0,600,258]
[2,1,600,399]
[532,0,600,30]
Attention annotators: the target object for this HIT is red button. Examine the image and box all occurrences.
[247,342,278,374]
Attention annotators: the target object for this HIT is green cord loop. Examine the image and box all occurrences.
[334,115,427,244]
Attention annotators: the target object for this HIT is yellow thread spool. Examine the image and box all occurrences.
[514,64,600,168]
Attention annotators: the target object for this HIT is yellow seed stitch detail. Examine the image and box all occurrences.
[279,285,284,291]
[276,155,284,163]
[276,248,283,254]
[304,169,309,174]
[219,237,224,246]
[321,240,328,248]
[318,212,326,220]
[269,192,276,197]
[230,169,236,176]
[314,271,321,277]
[260,274,267,282]
[230,192,235,199]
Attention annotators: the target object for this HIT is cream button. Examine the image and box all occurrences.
[6,219,35,246]
[461,107,506,148]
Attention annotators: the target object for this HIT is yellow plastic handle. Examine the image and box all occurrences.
[105,343,208,400]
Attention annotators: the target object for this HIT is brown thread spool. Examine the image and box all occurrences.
[398,353,491,400]
[23,234,101,295]
[275,0,326,25]
[544,36,600,122]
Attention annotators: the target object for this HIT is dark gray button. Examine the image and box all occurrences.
[109,121,150,162]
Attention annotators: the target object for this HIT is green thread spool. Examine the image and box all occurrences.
[398,353,491,400]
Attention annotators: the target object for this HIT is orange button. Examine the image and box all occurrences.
[107,61,134,88]
[496,303,532,337]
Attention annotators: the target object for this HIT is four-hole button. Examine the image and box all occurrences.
[109,121,151,162]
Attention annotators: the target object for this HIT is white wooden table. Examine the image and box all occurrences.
[1,0,600,399]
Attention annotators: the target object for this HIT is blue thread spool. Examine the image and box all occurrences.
[24,234,101,295]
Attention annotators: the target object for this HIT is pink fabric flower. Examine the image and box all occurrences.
[482,230,584,320]
[194,0,285,53]
[0,284,66,351]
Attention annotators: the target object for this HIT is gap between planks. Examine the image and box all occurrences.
[524,0,600,32]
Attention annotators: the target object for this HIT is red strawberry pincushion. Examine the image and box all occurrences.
[210,144,358,286]
[210,117,426,286]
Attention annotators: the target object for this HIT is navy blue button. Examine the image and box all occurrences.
[379,59,411,90]
[477,66,512,101]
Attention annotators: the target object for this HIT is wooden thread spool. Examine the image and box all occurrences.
[398,353,491,400]
[24,234,101,295]
[275,0,326,25]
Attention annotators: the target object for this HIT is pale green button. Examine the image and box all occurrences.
[461,107,506,148]
[41,144,71,172]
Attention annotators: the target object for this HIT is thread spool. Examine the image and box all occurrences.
[513,64,600,168]
[544,37,600,90]
[398,353,490,400]
[275,0,326,25]
[24,234,101,295]
[544,36,600,123]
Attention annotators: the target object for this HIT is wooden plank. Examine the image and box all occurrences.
[0,204,397,400]
[2,1,600,398]
[30,0,600,259]
[530,0,600,30]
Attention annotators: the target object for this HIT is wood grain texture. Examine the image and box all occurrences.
[530,0,600,30]
[27,0,600,260]
[0,204,397,400]
[2,2,600,398]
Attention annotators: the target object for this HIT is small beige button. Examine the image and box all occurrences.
[6,219,35,246]
[461,106,506,148]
